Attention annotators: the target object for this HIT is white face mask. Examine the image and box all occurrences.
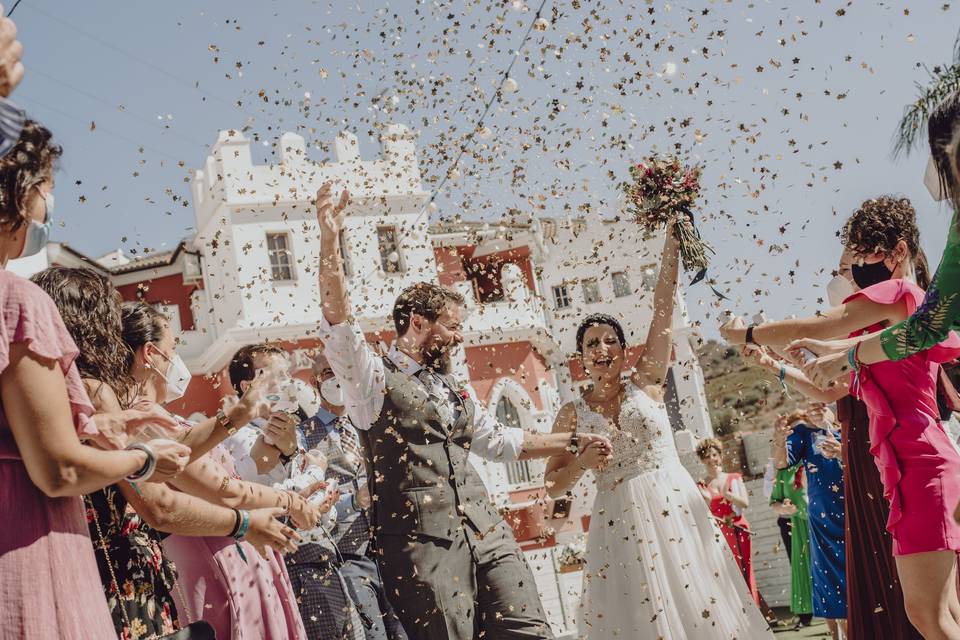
[153,349,191,404]
[924,156,948,202]
[826,274,856,307]
[319,377,344,407]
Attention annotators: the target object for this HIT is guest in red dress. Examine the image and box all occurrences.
[696,438,760,605]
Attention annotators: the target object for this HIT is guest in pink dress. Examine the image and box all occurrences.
[121,301,335,640]
[721,195,960,639]
[0,120,190,639]
[842,280,960,556]
[163,446,310,640]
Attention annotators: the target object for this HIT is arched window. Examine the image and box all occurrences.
[497,396,536,487]
[496,396,522,428]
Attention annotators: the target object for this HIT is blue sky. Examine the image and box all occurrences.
[14,0,960,335]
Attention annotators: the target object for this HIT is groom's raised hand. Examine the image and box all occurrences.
[316,182,350,240]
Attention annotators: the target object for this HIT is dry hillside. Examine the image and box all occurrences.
[697,340,812,435]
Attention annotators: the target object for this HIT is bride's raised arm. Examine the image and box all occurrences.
[631,222,681,393]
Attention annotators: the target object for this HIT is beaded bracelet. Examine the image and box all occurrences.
[777,364,789,397]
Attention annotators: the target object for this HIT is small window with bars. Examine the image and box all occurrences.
[266,233,295,281]
[377,225,405,273]
[612,271,631,297]
[552,284,571,310]
[498,397,538,488]
[641,266,659,291]
[582,278,601,304]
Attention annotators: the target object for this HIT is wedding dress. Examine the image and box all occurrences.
[575,380,774,639]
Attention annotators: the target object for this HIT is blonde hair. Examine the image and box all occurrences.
[696,437,723,460]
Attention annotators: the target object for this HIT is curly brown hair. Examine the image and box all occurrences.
[0,120,61,231]
[840,195,930,288]
[392,281,465,336]
[30,267,136,406]
[695,437,723,460]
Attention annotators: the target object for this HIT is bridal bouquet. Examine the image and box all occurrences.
[622,154,712,274]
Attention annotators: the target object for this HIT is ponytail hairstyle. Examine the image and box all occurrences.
[121,301,169,366]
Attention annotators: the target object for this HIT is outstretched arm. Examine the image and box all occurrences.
[720,293,908,349]
[632,223,681,390]
[741,345,848,404]
[317,182,352,326]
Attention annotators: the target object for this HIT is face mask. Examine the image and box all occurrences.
[18,192,53,259]
[153,349,191,404]
[319,377,344,407]
[826,274,856,307]
[924,156,948,202]
[851,258,893,290]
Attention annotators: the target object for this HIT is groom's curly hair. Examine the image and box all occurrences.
[392,282,465,337]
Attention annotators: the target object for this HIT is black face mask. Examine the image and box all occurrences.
[851,259,893,289]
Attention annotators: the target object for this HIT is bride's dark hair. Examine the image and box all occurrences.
[576,313,627,353]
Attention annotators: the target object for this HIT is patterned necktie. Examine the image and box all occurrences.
[337,418,362,464]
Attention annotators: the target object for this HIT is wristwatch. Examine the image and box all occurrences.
[216,408,237,436]
[566,433,580,455]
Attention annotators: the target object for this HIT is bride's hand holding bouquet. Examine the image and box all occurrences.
[622,154,711,274]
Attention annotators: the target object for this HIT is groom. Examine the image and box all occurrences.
[314,184,611,639]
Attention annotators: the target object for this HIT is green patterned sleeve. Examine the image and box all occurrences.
[880,209,960,361]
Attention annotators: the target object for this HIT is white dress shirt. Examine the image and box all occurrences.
[318,316,525,462]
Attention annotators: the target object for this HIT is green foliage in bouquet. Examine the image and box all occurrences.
[622,154,712,274]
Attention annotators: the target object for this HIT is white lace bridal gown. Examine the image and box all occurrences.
[575,381,774,639]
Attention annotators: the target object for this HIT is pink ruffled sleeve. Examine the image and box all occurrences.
[0,272,98,439]
[845,279,960,362]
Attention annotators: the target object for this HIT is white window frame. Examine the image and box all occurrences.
[266,232,296,282]
[497,396,542,491]
[641,264,659,291]
[582,278,601,304]
[552,284,571,310]
[376,225,406,274]
[612,271,632,298]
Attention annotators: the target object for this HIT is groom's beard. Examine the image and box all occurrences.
[423,344,452,375]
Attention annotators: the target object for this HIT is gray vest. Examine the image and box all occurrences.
[358,357,502,541]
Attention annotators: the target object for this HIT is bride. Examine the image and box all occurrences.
[544,222,774,639]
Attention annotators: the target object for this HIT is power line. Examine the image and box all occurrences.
[411,0,551,229]
[19,91,187,163]
[6,0,22,17]
[29,67,211,148]
[22,3,281,125]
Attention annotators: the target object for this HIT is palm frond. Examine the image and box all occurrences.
[894,28,960,158]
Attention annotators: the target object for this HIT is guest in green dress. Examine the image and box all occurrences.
[770,463,814,627]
